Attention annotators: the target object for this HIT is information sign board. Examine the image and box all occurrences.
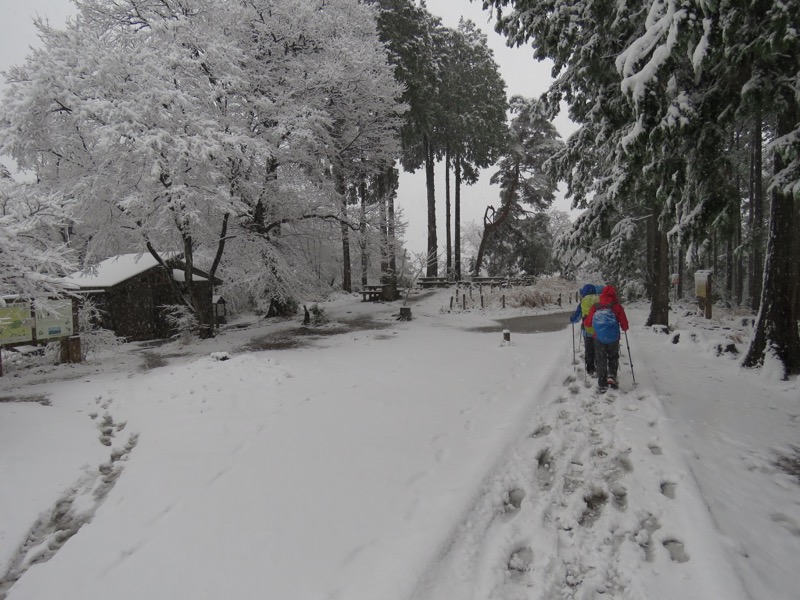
[35,300,74,340]
[0,303,34,344]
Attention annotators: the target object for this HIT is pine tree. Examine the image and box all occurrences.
[439,20,508,280]
[472,96,561,275]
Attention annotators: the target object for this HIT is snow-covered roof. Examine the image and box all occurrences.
[172,269,207,283]
[62,252,181,289]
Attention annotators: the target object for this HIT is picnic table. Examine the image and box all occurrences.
[418,276,450,289]
[360,284,387,302]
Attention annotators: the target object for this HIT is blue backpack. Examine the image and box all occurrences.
[593,304,620,344]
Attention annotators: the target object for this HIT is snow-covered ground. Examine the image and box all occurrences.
[1,285,798,600]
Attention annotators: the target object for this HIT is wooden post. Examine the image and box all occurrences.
[558,293,562,307]
[502,294,506,309]
[462,294,466,310]
[450,296,454,310]
[481,294,484,309]
[503,330,511,342]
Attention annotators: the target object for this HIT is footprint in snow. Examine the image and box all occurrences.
[648,443,663,455]
[531,424,551,438]
[610,483,628,510]
[507,546,534,573]
[503,488,526,515]
[578,489,608,527]
[536,448,555,490]
[663,539,690,563]
[660,481,677,499]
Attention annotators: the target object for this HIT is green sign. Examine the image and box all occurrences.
[0,303,34,344]
[35,300,74,340]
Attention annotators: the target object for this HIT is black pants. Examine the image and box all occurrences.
[584,335,596,373]
[595,340,620,385]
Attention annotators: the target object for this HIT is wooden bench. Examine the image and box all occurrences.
[360,284,386,302]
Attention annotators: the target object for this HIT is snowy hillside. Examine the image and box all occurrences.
[1,286,798,600]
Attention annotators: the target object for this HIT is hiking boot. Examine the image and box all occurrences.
[587,368,596,377]
[597,384,608,394]
[607,377,618,389]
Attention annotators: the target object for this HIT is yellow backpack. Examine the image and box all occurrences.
[580,294,599,335]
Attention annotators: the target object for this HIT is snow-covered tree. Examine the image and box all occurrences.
[0,167,75,302]
[1,0,405,333]
[369,0,445,275]
[472,96,562,276]
[439,20,508,280]
[613,0,800,374]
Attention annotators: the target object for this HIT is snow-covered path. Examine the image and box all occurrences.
[2,297,568,600]
[1,292,798,600]
[410,342,750,600]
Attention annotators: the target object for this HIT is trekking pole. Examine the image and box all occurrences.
[571,322,577,366]
[624,330,636,386]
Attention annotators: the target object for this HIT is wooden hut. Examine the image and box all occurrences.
[63,253,222,341]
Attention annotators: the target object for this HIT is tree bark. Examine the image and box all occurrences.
[359,180,368,288]
[646,218,670,327]
[750,115,764,312]
[386,167,398,299]
[425,135,438,276]
[445,148,452,279]
[676,234,684,300]
[646,209,656,300]
[338,174,352,293]
[743,97,800,376]
[454,156,462,281]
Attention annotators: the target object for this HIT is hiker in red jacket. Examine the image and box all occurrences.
[584,285,629,392]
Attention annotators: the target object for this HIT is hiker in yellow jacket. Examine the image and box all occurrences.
[569,284,600,376]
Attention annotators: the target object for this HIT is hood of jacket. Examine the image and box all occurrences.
[580,284,597,297]
[599,285,619,304]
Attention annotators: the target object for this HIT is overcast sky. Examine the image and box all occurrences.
[0,0,579,258]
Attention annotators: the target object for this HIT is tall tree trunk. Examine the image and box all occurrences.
[445,148,452,278]
[743,98,800,376]
[646,210,656,300]
[646,217,670,327]
[359,180,368,287]
[677,234,684,300]
[378,172,389,277]
[454,156,462,281]
[732,164,743,305]
[338,174,352,293]
[711,230,717,281]
[750,115,764,312]
[386,167,398,300]
[425,135,438,276]
[791,188,800,326]
[735,214,744,306]
[181,235,212,338]
[726,234,734,300]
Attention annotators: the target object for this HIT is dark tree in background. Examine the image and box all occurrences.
[439,19,508,280]
[472,96,561,276]
[482,0,800,375]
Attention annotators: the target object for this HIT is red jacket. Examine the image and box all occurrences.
[584,285,629,333]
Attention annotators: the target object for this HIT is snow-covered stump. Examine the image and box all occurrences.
[398,307,412,321]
